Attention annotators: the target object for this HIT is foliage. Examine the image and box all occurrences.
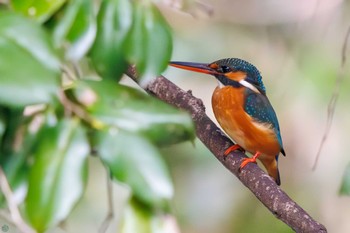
[0,0,194,232]
[340,162,350,195]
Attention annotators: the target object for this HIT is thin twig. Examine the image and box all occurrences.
[312,25,350,170]
[60,65,77,81]
[98,171,114,233]
[58,90,104,129]
[0,167,36,233]
[125,66,327,233]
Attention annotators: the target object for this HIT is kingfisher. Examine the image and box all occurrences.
[170,58,285,185]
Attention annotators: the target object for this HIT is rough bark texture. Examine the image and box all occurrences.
[125,66,327,233]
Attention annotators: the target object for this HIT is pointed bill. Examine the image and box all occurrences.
[170,61,219,75]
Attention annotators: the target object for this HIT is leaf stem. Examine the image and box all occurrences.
[0,167,35,233]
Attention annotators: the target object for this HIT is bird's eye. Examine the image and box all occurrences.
[220,65,231,73]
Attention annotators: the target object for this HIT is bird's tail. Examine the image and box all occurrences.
[262,156,281,186]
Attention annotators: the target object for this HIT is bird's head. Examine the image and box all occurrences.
[170,58,266,94]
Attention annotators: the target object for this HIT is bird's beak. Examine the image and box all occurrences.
[169,61,219,75]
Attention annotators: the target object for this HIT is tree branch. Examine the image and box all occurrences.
[125,66,327,233]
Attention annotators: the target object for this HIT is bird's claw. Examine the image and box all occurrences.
[238,151,261,172]
[238,158,257,172]
[224,144,245,156]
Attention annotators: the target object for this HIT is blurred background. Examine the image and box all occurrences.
[61,0,350,232]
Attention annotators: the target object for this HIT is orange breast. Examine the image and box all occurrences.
[211,86,280,158]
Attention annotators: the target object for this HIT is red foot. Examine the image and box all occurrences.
[224,144,245,156]
[239,151,261,171]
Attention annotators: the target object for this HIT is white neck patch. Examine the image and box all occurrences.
[239,80,261,94]
[216,78,261,94]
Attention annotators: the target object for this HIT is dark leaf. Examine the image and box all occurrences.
[0,108,32,206]
[89,0,132,80]
[0,107,48,206]
[126,2,172,83]
[0,111,5,142]
[0,151,30,207]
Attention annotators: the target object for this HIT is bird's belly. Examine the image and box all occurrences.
[212,86,280,157]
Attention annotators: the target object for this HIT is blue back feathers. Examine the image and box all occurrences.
[244,90,284,152]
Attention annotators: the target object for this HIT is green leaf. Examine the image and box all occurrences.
[25,118,89,232]
[97,129,173,208]
[0,113,6,142]
[0,13,60,108]
[53,0,96,60]
[121,199,175,233]
[10,0,66,23]
[121,199,152,233]
[0,107,26,158]
[340,162,350,195]
[74,80,194,146]
[89,0,132,80]
[0,107,31,206]
[0,110,7,147]
[0,151,30,207]
[126,2,172,83]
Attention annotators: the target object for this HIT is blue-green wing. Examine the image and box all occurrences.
[244,89,285,155]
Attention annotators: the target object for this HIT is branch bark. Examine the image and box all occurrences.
[125,66,327,233]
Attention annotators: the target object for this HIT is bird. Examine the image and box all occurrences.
[169,58,285,185]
